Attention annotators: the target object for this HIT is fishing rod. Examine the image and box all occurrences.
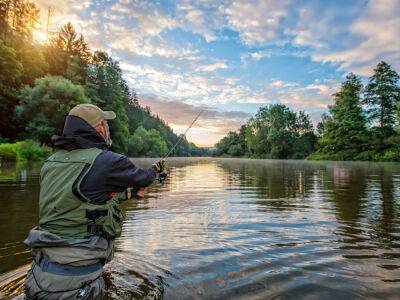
[157,109,204,182]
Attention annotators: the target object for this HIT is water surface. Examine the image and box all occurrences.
[0,158,399,299]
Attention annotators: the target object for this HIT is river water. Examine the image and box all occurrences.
[0,157,399,299]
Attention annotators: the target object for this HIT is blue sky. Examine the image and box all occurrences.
[35,0,400,146]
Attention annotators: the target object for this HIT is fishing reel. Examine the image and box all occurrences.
[158,171,168,183]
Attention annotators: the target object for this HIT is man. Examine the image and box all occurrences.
[24,104,165,299]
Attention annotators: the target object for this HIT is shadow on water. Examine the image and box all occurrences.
[1,158,400,299]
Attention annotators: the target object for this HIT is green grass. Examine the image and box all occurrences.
[0,140,52,162]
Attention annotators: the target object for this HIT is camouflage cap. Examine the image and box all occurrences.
[69,104,116,127]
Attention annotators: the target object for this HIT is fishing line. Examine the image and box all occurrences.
[155,108,204,182]
[162,109,204,160]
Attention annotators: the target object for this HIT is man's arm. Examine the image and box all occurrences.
[105,154,157,189]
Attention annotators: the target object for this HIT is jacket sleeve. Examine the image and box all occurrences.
[105,154,157,190]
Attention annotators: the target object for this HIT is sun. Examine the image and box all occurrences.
[32,30,48,44]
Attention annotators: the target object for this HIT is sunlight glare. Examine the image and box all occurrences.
[33,30,47,44]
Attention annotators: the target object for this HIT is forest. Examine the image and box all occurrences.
[0,0,207,161]
[215,63,400,161]
[1,0,399,162]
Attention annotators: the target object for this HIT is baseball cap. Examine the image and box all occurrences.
[69,104,116,127]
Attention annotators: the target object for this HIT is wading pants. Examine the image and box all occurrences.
[24,259,105,300]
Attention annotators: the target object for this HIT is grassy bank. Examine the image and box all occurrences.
[0,140,52,162]
[307,149,400,162]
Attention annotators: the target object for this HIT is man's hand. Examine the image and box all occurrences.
[153,159,166,173]
[135,187,146,199]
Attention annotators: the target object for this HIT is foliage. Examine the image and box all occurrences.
[0,0,40,43]
[0,40,23,140]
[0,140,52,162]
[363,61,400,135]
[0,0,205,157]
[317,73,367,159]
[215,105,316,159]
[87,51,130,153]
[16,75,90,143]
[45,22,90,83]
[128,126,168,157]
[214,129,245,157]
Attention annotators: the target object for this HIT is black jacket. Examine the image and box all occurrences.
[52,115,157,204]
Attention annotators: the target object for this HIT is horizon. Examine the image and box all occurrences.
[33,0,400,147]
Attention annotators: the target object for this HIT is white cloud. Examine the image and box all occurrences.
[224,0,292,45]
[262,78,338,110]
[196,61,228,72]
[175,1,225,42]
[291,0,400,75]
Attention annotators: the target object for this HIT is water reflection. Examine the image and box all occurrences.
[0,158,399,299]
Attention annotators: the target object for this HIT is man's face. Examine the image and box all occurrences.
[96,120,112,147]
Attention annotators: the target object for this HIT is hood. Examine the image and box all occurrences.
[52,115,109,151]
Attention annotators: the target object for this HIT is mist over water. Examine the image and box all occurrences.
[1,158,399,299]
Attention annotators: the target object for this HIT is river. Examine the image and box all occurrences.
[0,157,399,299]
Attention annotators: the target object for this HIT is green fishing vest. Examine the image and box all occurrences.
[39,148,123,239]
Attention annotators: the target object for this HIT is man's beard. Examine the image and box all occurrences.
[103,125,113,147]
[105,129,113,147]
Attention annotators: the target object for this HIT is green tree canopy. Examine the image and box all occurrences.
[0,40,23,139]
[128,126,168,157]
[16,75,89,143]
[245,104,315,159]
[87,51,130,153]
[215,104,316,159]
[364,61,400,135]
[318,73,367,159]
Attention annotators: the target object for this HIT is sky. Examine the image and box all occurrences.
[34,0,400,146]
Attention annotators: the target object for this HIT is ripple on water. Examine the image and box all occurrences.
[1,158,400,299]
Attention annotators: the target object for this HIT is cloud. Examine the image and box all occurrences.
[175,1,225,42]
[138,95,251,146]
[110,2,176,37]
[196,61,228,72]
[224,0,292,45]
[263,79,338,110]
[120,62,268,106]
[291,0,400,75]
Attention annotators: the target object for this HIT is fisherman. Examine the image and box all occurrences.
[24,104,166,299]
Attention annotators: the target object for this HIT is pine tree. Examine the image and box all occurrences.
[319,73,367,159]
[364,61,400,135]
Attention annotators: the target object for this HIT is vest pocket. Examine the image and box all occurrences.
[85,200,123,239]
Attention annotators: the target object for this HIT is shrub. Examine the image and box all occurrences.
[376,149,400,162]
[17,140,52,161]
[0,143,19,161]
[307,152,335,161]
[0,140,52,162]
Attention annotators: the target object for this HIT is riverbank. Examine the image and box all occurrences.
[0,140,52,163]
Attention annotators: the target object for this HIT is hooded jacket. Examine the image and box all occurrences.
[51,115,157,204]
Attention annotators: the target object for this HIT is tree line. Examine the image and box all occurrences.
[0,0,206,157]
[215,62,400,161]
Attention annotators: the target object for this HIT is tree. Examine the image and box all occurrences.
[87,51,130,153]
[128,126,167,157]
[318,73,367,159]
[15,75,90,143]
[215,131,244,157]
[54,22,90,61]
[0,0,40,44]
[0,40,23,139]
[364,61,400,135]
[216,104,316,159]
[251,104,298,158]
[46,22,90,82]
[316,113,330,136]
